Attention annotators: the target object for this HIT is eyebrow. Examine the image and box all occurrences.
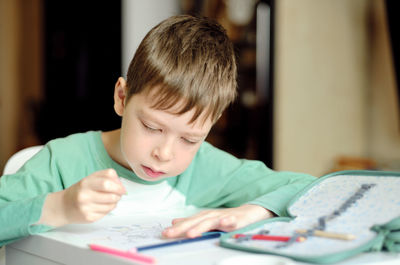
[138,110,208,139]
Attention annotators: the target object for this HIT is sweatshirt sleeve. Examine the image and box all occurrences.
[0,145,63,246]
[180,142,316,216]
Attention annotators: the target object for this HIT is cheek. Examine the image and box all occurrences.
[173,146,200,173]
[120,120,148,159]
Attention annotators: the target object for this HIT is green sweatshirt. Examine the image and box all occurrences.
[0,131,315,246]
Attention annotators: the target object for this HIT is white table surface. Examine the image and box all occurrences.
[6,235,400,265]
[5,210,400,265]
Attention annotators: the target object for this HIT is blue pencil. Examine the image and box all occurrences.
[137,232,222,251]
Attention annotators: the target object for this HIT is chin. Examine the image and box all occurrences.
[141,175,163,181]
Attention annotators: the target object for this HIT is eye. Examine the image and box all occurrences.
[182,137,198,145]
[142,121,160,132]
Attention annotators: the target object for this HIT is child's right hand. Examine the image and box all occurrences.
[37,169,126,227]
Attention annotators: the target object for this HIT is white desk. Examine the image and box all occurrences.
[6,236,400,265]
[5,211,400,265]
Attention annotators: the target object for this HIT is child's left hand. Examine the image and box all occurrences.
[162,204,274,238]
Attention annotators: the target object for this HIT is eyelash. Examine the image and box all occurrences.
[141,121,199,145]
[142,122,160,132]
[182,138,198,145]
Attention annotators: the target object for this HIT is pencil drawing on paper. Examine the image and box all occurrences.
[86,222,169,249]
[108,223,165,241]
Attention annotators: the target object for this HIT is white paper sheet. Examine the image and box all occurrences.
[39,208,203,251]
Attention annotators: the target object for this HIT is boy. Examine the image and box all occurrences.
[0,15,315,246]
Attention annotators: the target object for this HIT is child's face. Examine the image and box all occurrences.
[116,85,213,182]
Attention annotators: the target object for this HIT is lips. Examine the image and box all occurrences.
[142,165,165,178]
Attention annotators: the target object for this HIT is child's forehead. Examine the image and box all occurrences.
[139,88,213,126]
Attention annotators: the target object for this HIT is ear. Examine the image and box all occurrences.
[114,77,128,117]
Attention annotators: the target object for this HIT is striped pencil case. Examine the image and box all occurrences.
[220,170,400,264]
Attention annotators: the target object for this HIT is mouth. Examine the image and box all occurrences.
[142,165,165,178]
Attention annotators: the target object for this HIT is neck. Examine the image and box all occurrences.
[101,129,130,169]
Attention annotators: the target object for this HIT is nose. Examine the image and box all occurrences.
[152,138,174,162]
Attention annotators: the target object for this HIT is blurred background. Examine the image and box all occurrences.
[1,0,400,177]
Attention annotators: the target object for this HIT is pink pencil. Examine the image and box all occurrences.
[89,244,157,264]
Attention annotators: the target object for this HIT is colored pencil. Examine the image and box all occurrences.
[296,229,356,240]
[89,244,156,264]
[233,234,306,242]
[137,232,222,251]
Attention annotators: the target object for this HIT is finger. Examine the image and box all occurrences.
[219,215,238,231]
[103,169,123,184]
[163,212,216,238]
[171,217,186,225]
[82,202,117,214]
[163,220,198,238]
[92,202,118,214]
[89,169,127,194]
[173,210,216,225]
[78,204,117,223]
[90,176,126,195]
[79,212,105,223]
[74,189,121,208]
[102,169,127,193]
[89,191,122,204]
[185,217,221,238]
[103,168,118,178]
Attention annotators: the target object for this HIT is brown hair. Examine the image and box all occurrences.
[126,15,237,124]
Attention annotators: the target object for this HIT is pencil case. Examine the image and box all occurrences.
[220,170,400,264]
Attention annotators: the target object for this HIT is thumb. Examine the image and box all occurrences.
[103,168,126,193]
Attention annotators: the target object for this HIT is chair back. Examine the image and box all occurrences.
[3,146,43,175]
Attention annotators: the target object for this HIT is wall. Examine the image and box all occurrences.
[0,0,43,173]
[274,0,400,176]
[2,0,400,176]
[367,0,400,169]
[0,0,20,172]
[121,0,180,76]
